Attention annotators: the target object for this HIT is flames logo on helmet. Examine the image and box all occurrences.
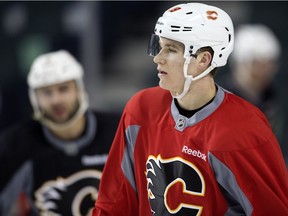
[206,11,218,20]
[169,7,181,13]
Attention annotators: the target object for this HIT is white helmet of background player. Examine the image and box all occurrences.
[148,3,234,99]
[27,50,89,130]
[232,24,281,63]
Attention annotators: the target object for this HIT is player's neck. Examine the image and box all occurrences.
[177,77,216,111]
[49,115,86,141]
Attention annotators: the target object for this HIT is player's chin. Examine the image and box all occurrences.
[46,114,70,124]
[159,82,179,95]
[159,81,171,91]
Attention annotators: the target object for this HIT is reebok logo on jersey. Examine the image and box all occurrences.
[82,154,108,166]
[182,145,207,161]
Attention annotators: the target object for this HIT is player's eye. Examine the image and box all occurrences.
[38,89,52,97]
[58,85,69,93]
[168,48,177,53]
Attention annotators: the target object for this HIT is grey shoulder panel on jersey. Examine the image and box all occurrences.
[121,125,140,193]
[0,160,33,215]
[208,152,253,216]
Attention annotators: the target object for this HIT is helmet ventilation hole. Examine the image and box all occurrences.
[171,25,180,32]
[183,27,192,32]
[171,25,192,32]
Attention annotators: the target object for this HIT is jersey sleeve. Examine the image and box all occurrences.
[209,135,288,215]
[92,110,140,215]
[0,129,33,215]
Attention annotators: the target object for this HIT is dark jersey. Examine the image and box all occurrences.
[0,110,120,215]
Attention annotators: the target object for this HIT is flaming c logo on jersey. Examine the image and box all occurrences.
[206,10,218,20]
[35,170,102,216]
[146,155,205,215]
[169,7,181,12]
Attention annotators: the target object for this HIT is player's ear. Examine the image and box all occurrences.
[198,51,212,68]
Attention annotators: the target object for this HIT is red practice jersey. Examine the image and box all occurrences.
[93,86,288,216]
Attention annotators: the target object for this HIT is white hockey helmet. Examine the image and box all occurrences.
[27,50,89,130]
[148,3,234,98]
[232,24,281,63]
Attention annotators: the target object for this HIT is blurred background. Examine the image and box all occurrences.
[0,1,287,161]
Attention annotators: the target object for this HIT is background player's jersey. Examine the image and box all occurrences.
[0,110,120,215]
[94,86,288,216]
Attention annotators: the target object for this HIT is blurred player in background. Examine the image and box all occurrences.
[0,50,120,215]
[220,24,287,165]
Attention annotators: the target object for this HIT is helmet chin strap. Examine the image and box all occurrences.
[172,57,215,99]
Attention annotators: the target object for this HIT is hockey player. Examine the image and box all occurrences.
[93,3,288,216]
[0,50,120,215]
[220,24,287,166]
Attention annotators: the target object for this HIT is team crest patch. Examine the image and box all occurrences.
[35,170,101,216]
[146,155,205,216]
